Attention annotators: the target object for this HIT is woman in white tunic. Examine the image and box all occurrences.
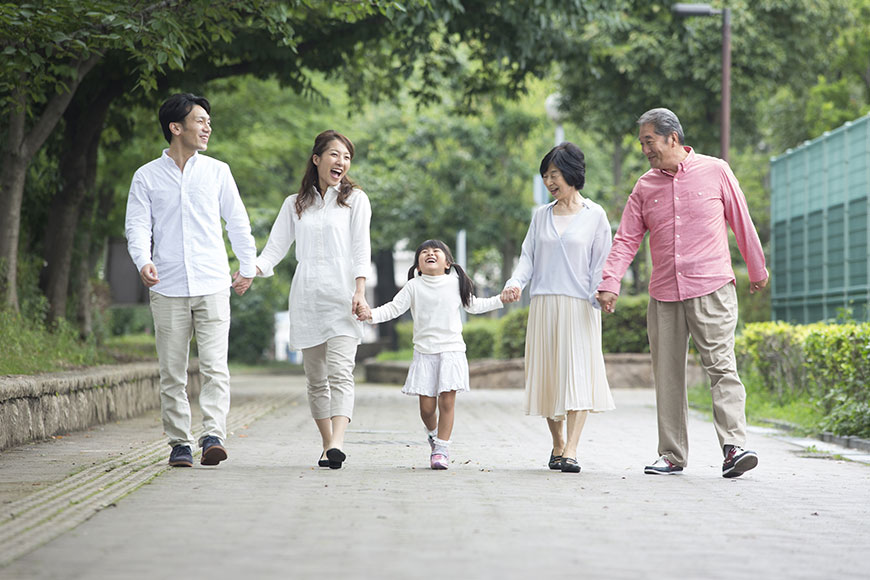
[501,142,615,473]
[256,130,371,469]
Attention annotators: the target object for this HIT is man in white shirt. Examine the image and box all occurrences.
[125,93,257,468]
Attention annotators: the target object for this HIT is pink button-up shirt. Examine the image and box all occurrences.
[599,147,767,302]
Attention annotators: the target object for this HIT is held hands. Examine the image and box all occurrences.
[500,286,521,303]
[139,264,159,288]
[232,271,253,296]
[352,291,371,321]
[596,291,618,314]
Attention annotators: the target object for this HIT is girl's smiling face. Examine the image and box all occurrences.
[418,246,449,276]
[313,138,352,192]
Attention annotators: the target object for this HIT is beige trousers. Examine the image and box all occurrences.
[301,335,358,420]
[150,289,231,448]
[647,283,746,467]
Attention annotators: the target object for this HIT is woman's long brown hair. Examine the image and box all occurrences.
[295,130,357,218]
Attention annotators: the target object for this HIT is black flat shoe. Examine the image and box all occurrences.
[548,450,563,470]
[326,448,346,470]
[318,452,329,468]
[561,457,581,473]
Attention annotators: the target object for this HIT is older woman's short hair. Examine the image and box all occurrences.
[637,108,685,145]
[540,142,586,190]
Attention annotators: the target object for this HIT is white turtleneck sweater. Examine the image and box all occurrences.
[370,270,503,354]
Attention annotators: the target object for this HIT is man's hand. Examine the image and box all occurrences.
[749,275,769,294]
[140,264,159,287]
[501,287,521,303]
[596,291,618,313]
[356,304,372,322]
[232,271,253,296]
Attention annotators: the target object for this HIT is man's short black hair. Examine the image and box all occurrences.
[158,93,210,144]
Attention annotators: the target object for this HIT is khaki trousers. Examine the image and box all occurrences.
[301,335,358,420]
[150,289,231,448]
[647,283,746,467]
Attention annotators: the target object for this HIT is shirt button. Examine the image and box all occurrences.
[676,215,680,219]
[675,197,679,201]
[676,234,681,238]
[677,254,681,258]
[654,199,658,203]
[678,272,683,276]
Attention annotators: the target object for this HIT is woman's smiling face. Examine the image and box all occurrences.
[542,163,576,201]
[313,138,352,191]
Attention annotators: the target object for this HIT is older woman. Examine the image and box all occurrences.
[501,142,615,473]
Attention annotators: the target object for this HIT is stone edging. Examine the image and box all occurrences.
[363,353,707,390]
[0,362,200,451]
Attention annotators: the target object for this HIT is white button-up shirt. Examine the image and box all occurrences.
[256,187,371,350]
[125,150,257,297]
[505,199,612,309]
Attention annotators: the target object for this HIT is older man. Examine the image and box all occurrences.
[597,108,768,478]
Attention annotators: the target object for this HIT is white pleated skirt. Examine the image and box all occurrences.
[524,295,615,420]
[402,350,470,397]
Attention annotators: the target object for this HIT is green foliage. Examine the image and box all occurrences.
[736,321,870,438]
[0,308,101,374]
[734,269,771,328]
[108,305,152,336]
[497,306,529,359]
[395,320,414,351]
[804,324,870,438]
[463,317,500,360]
[228,275,287,365]
[601,294,649,353]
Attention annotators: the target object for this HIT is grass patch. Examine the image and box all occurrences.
[375,348,414,362]
[688,382,824,436]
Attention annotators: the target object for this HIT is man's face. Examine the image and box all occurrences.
[171,104,211,152]
[638,123,680,171]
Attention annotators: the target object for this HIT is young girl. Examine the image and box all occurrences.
[357,240,503,469]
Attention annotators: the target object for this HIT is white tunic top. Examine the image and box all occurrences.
[504,199,612,309]
[125,150,257,297]
[370,271,503,354]
[256,187,372,350]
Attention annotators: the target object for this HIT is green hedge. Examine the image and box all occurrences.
[736,321,870,438]
[601,294,650,353]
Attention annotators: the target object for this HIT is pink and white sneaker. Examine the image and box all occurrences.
[430,451,449,470]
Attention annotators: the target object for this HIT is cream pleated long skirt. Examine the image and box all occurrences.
[524,295,615,420]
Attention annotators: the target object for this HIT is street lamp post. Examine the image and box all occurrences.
[672,3,732,163]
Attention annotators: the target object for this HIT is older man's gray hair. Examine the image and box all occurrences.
[638,108,685,145]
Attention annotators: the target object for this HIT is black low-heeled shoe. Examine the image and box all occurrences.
[561,457,581,473]
[318,452,329,468]
[548,450,563,470]
[326,448,346,470]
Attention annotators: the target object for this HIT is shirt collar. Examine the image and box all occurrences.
[659,146,694,176]
[161,149,199,170]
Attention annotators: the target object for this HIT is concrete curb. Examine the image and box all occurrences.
[0,361,200,451]
[364,353,707,390]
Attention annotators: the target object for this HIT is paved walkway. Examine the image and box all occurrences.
[1,371,868,579]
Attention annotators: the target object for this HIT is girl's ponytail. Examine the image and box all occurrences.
[450,263,474,308]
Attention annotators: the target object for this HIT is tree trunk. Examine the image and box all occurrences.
[373,248,398,349]
[0,126,28,310]
[0,54,102,311]
[40,84,116,323]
